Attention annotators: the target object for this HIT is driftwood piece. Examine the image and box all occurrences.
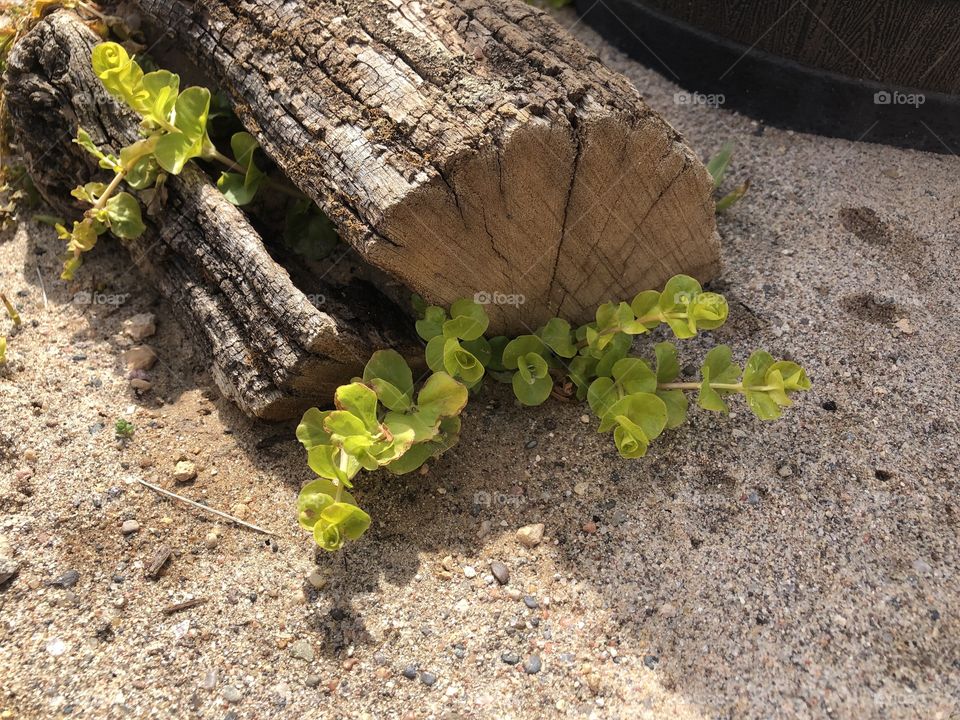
[135,0,721,334]
[5,12,420,420]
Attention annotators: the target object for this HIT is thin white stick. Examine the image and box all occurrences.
[135,478,277,535]
[35,266,48,310]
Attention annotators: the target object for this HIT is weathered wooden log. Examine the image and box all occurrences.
[135,0,721,334]
[5,12,421,420]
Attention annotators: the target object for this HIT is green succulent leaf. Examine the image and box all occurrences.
[629,290,661,329]
[593,333,631,377]
[601,393,668,456]
[284,199,339,260]
[698,345,741,413]
[587,376,617,419]
[706,142,734,189]
[217,131,265,206]
[74,128,118,170]
[332,383,380,432]
[610,357,657,395]
[154,86,211,174]
[538,318,577,358]
[312,501,372,550]
[138,69,180,123]
[385,417,461,475]
[654,342,681,383]
[689,292,729,331]
[461,337,492,367]
[568,355,598,399]
[659,275,703,339]
[104,192,145,239]
[297,478,359,531]
[501,335,548,370]
[486,336,511,372]
[363,349,414,412]
[92,42,144,110]
[70,182,107,205]
[417,372,469,419]
[416,306,447,341]
[442,338,485,384]
[512,352,553,406]
[656,389,689,428]
[443,299,489,341]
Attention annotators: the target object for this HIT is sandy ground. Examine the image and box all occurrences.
[2,7,960,720]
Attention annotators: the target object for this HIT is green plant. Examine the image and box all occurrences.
[114,418,134,439]
[707,142,750,213]
[296,274,810,551]
[55,41,336,280]
[0,291,21,365]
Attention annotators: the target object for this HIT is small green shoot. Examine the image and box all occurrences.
[114,418,135,439]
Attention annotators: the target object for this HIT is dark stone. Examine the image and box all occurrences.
[50,569,79,588]
[402,665,417,680]
[490,561,510,585]
[501,652,520,665]
[643,655,659,669]
[419,671,437,686]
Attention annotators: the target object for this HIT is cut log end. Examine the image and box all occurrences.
[376,112,719,334]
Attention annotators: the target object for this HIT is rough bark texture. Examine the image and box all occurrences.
[136,0,721,334]
[4,12,420,421]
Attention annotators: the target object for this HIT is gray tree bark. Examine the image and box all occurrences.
[5,12,421,421]
[135,0,721,334]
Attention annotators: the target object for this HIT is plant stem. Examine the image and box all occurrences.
[89,168,127,212]
[205,148,305,200]
[657,382,777,393]
[0,293,21,326]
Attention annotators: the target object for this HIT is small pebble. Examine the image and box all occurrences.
[524,439,538,449]
[307,569,327,589]
[51,570,80,588]
[523,655,542,674]
[463,565,477,578]
[523,595,539,609]
[419,671,437,687]
[582,521,597,534]
[516,523,544,548]
[204,532,219,550]
[402,665,417,680]
[173,460,197,483]
[290,639,314,662]
[501,652,520,665]
[777,464,793,478]
[304,674,321,688]
[222,686,242,704]
[46,638,66,656]
[121,520,140,535]
[490,561,510,585]
[123,345,158,371]
[122,313,156,341]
